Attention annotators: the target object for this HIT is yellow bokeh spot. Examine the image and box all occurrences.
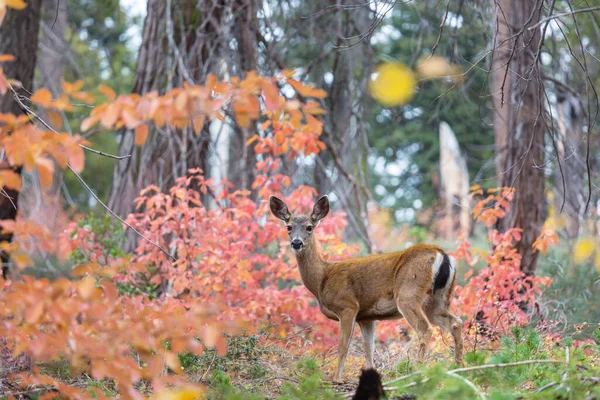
[573,238,595,264]
[153,386,205,400]
[369,62,416,107]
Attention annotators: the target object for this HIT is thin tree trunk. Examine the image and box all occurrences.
[498,0,546,276]
[228,0,258,194]
[490,0,511,185]
[0,1,43,278]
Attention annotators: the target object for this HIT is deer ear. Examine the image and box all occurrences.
[311,195,330,222]
[269,195,291,222]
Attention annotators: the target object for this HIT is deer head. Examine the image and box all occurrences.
[269,195,330,253]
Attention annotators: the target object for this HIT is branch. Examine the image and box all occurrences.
[68,163,177,261]
[527,6,600,30]
[449,359,560,374]
[446,371,486,400]
[383,359,561,390]
[8,83,131,160]
[8,84,176,261]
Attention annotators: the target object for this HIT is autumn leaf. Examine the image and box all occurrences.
[416,55,462,81]
[164,352,182,373]
[25,302,44,324]
[135,124,149,146]
[261,80,281,111]
[153,385,205,400]
[0,219,15,233]
[0,169,22,191]
[287,78,327,98]
[0,0,27,25]
[36,157,55,188]
[80,115,99,131]
[66,138,86,173]
[98,84,116,101]
[192,115,205,135]
[30,88,53,108]
[100,103,120,128]
[0,54,15,62]
[574,238,595,264]
[77,275,96,300]
[5,0,27,9]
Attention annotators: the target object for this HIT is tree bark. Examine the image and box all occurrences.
[312,0,375,250]
[38,0,67,101]
[228,0,258,194]
[0,1,43,278]
[108,0,229,222]
[490,0,511,185]
[498,0,546,276]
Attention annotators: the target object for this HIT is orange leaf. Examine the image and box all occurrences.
[135,124,149,146]
[164,352,182,374]
[0,220,15,233]
[30,88,53,108]
[80,116,98,131]
[0,170,22,191]
[288,79,327,98]
[25,302,44,324]
[47,111,63,128]
[6,0,27,10]
[175,91,188,110]
[0,54,15,62]
[77,275,96,300]
[192,115,205,135]
[36,157,55,188]
[261,80,281,111]
[245,135,259,146]
[67,145,85,173]
[98,84,116,101]
[12,253,30,269]
[100,103,119,128]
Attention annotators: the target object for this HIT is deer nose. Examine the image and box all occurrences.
[291,239,303,250]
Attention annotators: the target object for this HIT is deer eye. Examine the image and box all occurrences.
[286,226,292,233]
[306,226,313,233]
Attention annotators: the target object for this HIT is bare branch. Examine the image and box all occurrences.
[527,6,600,30]
[7,83,176,261]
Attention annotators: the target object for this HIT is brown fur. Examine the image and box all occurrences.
[270,195,463,381]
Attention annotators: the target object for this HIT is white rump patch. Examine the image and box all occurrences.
[431,252,444,281]
[431,252,457,289]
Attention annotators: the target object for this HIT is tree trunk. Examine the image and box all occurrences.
[0,1,43,278]
[490,0,511,185]
[38,0,67,101]
[312,0,375,250]
[228,0,258,194]
[108,0,229,222]
[498,0,545,276]
[554,92,585,238]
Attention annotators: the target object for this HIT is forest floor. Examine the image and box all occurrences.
[192,327,600,399]
[1,321,599,399]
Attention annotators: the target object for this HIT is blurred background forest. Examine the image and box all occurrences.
[1,0,600,398]
[4,0,600,267]
[6,0,600,259]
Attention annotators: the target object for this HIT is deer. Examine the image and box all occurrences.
[269,195,463,382]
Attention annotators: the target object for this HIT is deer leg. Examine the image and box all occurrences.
[429,311,463,365]
[334,310,357,382]
[397,302,433,362]
[358,320,376,369]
